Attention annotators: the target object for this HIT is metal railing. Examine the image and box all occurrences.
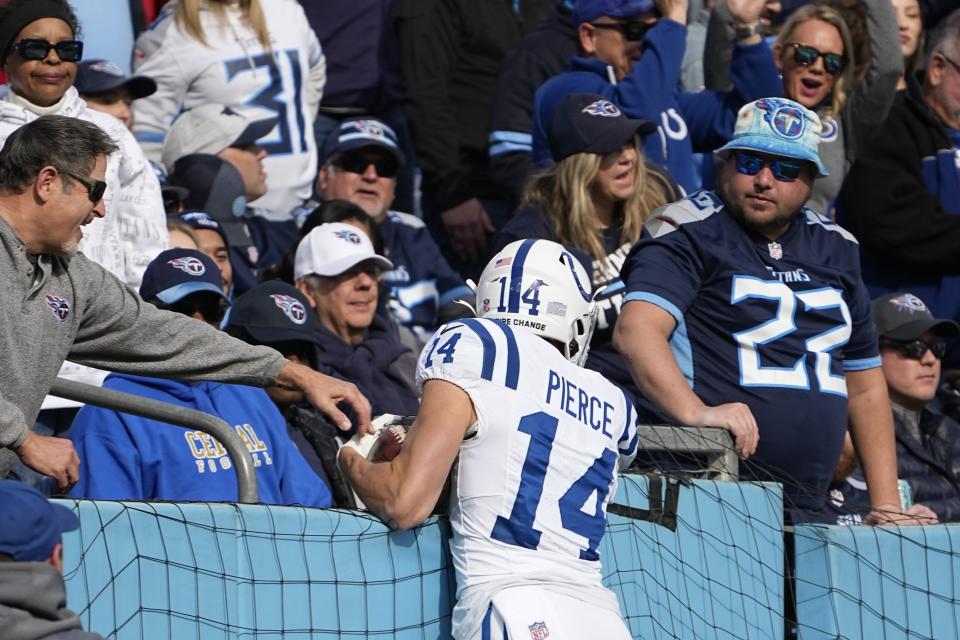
[634,424,739,481]
[49,378,259,502]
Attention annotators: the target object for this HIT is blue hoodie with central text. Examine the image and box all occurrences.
[68,373,332,506]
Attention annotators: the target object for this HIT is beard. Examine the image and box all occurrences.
[725,197,800,236]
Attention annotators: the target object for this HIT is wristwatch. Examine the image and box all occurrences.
[734,22,762,40]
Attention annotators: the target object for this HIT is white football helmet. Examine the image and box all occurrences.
[476,239,598,366]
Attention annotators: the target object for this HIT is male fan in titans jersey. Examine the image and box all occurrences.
[340,239,638,640]
[615,98,909,524]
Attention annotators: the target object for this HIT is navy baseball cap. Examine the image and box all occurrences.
[548,93,655,161]
[168,154,247,222]
[140,248,228,304]
[322,117,405,166]
[872,293,960,341]
[75,59,157,99]
[178,210,230,249]
[0,480,79,562]
[573,0,656,24]
[226,280,320,345]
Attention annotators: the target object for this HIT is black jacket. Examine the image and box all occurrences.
[394,0,554,211]
[488,3,578,206]
[894,406,960,522]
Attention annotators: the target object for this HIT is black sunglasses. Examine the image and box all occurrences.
[11,38,83,62]
[590,20,655,42]
[734,152,804,182]
[65,171,107,203]
[334,154,399,179]
[882,337,947,360]
[787,43,847,76]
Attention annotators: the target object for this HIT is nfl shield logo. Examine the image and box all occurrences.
[528,621,550,639]
[768,242,783,260]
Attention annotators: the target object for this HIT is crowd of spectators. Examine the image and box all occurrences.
[1,0,959,537]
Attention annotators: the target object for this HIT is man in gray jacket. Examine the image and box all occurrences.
[0,115,372,491]
[0,480,101,639]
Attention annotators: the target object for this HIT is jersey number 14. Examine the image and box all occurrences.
[491,411,617,561]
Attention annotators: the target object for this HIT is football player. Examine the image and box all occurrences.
[339,239,638,639]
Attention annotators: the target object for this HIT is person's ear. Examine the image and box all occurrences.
[578,22,598,55]
[772,42,784,73]
[34,166,60,204]
[316,164,331,196]
[927,53,947,88]
[47,543,64,574]
[295,279,318,309]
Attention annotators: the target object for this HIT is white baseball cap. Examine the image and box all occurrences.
[294,223,393,280]
[162,103,278,172]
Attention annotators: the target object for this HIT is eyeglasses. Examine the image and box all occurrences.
[733,152,805,182]
[11,38,83,62]
[881,337,947,360]
[786,43,848,76]
[337,261,384,282]
[334,154,399,179]
[937,51,960,74]
[590,21,655,42]
[64,171,107,203]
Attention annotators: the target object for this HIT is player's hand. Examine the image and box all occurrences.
[15,432,80,492]
[441,198,494,263]
[687,402,759,459]
[865,503,939,526]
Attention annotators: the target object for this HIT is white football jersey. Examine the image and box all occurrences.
[416,318,639,638]
[133,0,325,219]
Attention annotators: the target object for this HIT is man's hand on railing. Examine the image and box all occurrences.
[276,362,374,435]
[686,402,759,460]
[865,502,939,526]
[15,431,80,492]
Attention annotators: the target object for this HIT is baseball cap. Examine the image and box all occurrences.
[0,480,79,562]
[167,154,247,222]
[872,292,960,341]
[573,0,656,24]
[162,104,278,172]
[178,210,230,249]
[294,222,393,280]
[548,93,655,161]
[226,280,319,345]
[716,97,829,176]
[75,59,157,99]
[322,118,405,165]
[140,248,229,304]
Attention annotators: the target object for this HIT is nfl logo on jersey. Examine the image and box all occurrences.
[528,621,550,639]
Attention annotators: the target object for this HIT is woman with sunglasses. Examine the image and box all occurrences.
[706,0,901,216]
[0,0,168,287]
[493,94,678,395]
[132,0,325,223]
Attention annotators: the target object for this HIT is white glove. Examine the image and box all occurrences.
[337,414,404,509]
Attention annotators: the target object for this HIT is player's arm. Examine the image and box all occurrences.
[845,368,918,525]
[614,300,759,458]
[339,379,476,530]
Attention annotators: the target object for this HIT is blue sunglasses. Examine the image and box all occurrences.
[734,152,804,182]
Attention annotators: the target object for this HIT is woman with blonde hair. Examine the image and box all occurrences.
[706,0,902,215]
[492,93,678,393]
[132,0,325,221]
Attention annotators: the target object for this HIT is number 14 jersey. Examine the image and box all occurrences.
[416,318,639,638]
[621,190,881,511]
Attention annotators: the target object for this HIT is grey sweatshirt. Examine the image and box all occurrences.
[0,215,286,478]
[0,562,102,640]
[703,0,903,214]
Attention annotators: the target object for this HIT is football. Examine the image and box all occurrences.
[368,423,410,462]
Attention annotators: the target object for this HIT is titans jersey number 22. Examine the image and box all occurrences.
[416,318,639,638]
[621,190,881,511]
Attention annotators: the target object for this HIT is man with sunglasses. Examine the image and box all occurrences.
[839,9,960,371]
[860,292,960,522]
[615,97,917,525]
[0,116,373,492]
[314,118,473,349]
[67,248,333,506]
[531,0,781,195]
